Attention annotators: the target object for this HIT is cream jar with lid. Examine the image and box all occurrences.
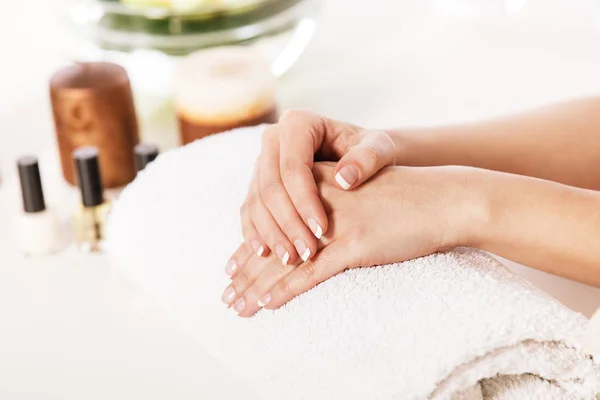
[173,46,278,145]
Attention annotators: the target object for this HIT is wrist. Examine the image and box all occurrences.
[386,128,438,167]
[386,129,413,166]
[442,167,493,250]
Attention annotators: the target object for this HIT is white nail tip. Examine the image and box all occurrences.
[335,172,351,190]
[256,245,264,257]
[301,248,311,262]
[258,294,271,308]
[281,251,290,265]
[314,224,323,239]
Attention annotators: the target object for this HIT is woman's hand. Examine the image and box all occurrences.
[222,163,479,316]
[227,110,397,275]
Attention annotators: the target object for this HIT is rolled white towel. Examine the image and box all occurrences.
[106,126,600,399]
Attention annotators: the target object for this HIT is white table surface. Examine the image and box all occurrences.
[2,0,600,399]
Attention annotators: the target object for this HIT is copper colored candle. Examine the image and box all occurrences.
[50,62,140,188]
[174,47,278,145]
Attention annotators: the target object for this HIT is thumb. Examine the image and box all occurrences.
[333,130,396,190]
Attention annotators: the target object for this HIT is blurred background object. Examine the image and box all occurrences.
[55,0,320,148]
[57,0,320,86]
[432,0,527,16]
[173,47,278,145]
[50,62,140,188]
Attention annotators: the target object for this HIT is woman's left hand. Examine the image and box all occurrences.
[222,162,480,317]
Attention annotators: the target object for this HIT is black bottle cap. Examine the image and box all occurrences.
[17,156,46,213]
[73,146,104,207]
[134,143,159,172]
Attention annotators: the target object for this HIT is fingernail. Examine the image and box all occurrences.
[258,293,271,307]
[275,245,289,265]
[335,166,358,190]
[233,298,246,313]
[221,286,236,305]
[294,239,311,262]
[225,259,237,276]
[252,239,265,257]
[308,218,323,239]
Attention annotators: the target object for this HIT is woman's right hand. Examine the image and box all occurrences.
[228,110,397,274]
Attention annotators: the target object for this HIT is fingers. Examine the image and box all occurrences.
[240,173,269,258]
[334,130,396,190]
[224,241,255,278]
[264,241,353,311]
[251,193,297,265]
[231,240,354,317]
[223,253,297,314]
[258,127,318,264]
[278,110,330,239]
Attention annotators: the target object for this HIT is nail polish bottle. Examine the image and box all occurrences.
[72,147,111,252]
[134,143,159,173]
[15,156,62,256]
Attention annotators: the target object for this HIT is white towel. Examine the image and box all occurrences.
[106,126,600,399]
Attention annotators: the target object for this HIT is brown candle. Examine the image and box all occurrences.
[50,62,140,188]
[174,47,278,145]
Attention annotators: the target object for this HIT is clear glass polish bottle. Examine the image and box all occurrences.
[72,147,111,252]
[15,156,62,256]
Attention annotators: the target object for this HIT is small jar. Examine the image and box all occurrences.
[173,47,278,145]
[15,157,62,256]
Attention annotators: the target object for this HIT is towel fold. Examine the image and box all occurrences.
[106,126,600,399]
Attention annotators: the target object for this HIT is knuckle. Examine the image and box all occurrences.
[280,109,307,123]
[263,124,278,138]
[261,126,278,144]
[301,262,318,282]
[245,191,257,209]
[280,159,298,183]
[278,278,295,298]
[362,145,380,167]
[260,180,282,203]
[239,202,249,218]
[346,227,367,249]
[272,264,288,278]
[278,219,295,236]
[269,256,292,275]
[242,286,260,304]
[232,270,251,293]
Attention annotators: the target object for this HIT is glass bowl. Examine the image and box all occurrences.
[59,0,319,74]
[55,0,320,148]
[57,0,319,90]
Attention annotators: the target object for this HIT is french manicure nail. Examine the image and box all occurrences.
[308,217,323,239]
[233,298,246,313]
[221,286,236,305]
[335,166,358,190]
[225,259,237,276]
[275,245,289,265]
[252,239,265,257]
[294,239,310,262]
[258,294,271,307]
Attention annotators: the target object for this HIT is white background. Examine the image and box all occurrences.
[2,0,600,398]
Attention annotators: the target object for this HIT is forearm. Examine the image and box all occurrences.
[389,97,600,190]
[460,168,600,286]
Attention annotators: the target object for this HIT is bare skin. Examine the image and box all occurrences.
[391,97,600,191]
[223,98,600,316]
[231,110,396,270]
